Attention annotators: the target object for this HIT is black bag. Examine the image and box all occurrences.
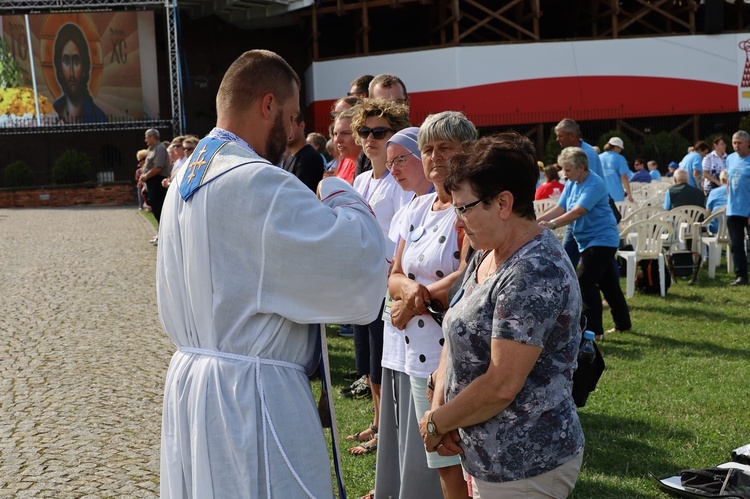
[636,259,672,295]
[609,195,622,224]
[667,250,703,284]
[572,335,605,408]
[680,467,750,498]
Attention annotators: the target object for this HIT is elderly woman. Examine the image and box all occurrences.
[538,146,631,338]
[420,133,584,498]
[374,126,443,498]
[345,99,414,456]
[388,111,475,498]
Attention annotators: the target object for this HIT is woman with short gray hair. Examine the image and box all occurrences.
[538,147,631,339]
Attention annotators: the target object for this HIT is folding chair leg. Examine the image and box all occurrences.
[626,255,636,298]
[658,254,666,297]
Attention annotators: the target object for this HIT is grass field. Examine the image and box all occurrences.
[321,260,750,498]
[143,209,748,498]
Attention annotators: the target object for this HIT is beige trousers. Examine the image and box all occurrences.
[470,451,583,499]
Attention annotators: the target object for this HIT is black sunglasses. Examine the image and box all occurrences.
[185,147,195,153]
[357,126,394,140]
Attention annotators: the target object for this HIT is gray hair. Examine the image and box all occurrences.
[673,169,688,183]
[733,130,750,142]
[555,118,581,138]
[145,128,160,139]
[417,111,477,150]
[558,146,588,171]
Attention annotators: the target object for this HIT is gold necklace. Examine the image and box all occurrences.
[483,223,538,280]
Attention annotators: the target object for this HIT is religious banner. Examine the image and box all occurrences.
[0,11,159,127]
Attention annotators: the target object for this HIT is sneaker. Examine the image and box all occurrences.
[150,235,159,246]
[729,277,748,286]
[343,382,371,399]
[340,375,368,395]
[343,372,359,381]
[337,325,354,337]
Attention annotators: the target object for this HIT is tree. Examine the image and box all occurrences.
[640,131,690,169]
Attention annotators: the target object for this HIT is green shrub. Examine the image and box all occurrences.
[3,160,34,188]
[51,149,93,185]
[640,131,690,168]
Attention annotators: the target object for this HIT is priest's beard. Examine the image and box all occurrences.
[265,110,288,165]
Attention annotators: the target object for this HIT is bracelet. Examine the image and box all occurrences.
[550,220,557,229]
[427,372,435,391]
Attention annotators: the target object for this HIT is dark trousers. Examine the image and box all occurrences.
[145,176,168,223]
[563,225,581,269]
[353,300,385,384]
[727,215,750,279]
[578,246,631,336]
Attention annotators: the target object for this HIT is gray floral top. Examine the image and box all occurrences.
[443,229,584,482]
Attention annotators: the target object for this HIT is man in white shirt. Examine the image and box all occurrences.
[157,49,387,498]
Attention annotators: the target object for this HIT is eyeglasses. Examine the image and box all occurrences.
[385,153,413,170]
[185,147,195,153]
[454,195,493,219]
[357,127,394,140]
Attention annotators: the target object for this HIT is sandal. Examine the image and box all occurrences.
[348,438,377,455]
[358,490,375,499]
[346,424,378,442]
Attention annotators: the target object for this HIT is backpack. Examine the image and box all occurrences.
[635,259,672,295]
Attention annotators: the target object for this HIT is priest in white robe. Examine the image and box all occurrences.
[156,50,387,498]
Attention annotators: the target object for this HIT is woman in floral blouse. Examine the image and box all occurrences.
[420,133,585,498]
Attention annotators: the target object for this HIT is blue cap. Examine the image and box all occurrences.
[668,161,678,168]
[583,330,596,341]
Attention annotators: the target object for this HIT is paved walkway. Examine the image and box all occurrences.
[0,208,171,498]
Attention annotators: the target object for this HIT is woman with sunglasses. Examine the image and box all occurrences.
[420,133,584,498]
[388,111,476,498]
[345,99,413,456]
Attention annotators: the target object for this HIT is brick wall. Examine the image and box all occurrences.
[0,182,136,208]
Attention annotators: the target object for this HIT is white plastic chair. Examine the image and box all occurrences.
[617,220,674,298]
[669,205,709,250]
[534,199,557,218]
[615,201,638,222]
[619,205,665,231]
[693,207,732,279]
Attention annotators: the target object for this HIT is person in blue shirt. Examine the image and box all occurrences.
[725,131,750,286]
[705,171,727,234]
[539,147,631,338]
[648,161,662,181]
[599,137,633,201]
[554,118,603,269]
[678,142,711,189]
[630,158,653,183]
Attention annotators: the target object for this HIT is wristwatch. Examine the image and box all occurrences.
[550,220,558,229]
[426,411,441,437]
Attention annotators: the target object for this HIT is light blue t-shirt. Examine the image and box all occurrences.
[599,150,630,201]
[580,140,603,179]
[558,172,620,251]
[706,186,727,233]
[726,152,750,218]
[679,151,703,189]
[649,169,662,181]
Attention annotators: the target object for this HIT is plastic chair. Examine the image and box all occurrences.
[619,205,665,231]
[534,199,557,218]
[650,210,691,252]
[615,201,638,222]
[617,220,674,298]
[693,207,732,279]
[669,205,709,250]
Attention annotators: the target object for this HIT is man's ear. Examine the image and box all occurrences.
[260,93,274,120]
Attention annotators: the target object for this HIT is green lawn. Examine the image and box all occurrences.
[321,259,750,498]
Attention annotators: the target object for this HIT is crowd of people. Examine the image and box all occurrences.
[148,49,750,499]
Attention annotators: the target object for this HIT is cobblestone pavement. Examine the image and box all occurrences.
[0,208,173,498]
